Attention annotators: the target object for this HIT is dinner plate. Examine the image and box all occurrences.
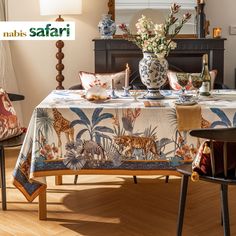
[87,98,110,103]
[81,94,111,103]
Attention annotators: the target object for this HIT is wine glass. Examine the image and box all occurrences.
[190,75,203,101]
[176,73,190,94]
[130,90,141,102]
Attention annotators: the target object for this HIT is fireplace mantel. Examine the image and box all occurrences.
[93,38,226,87]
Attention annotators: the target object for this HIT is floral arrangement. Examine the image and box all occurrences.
[119,3,191,58]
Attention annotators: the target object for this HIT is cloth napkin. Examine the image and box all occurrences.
[143,101,165,107]
[176,104,202,131]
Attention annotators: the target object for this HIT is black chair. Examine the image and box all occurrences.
[176,127,236,236]
[0,93,25,210]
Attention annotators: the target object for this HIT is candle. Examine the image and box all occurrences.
[213,27,222,38]
[111,78,114,90]
[125,63,130,87]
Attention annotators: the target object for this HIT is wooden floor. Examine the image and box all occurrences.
[1,149,236,236]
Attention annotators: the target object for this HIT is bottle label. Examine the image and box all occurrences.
[200,82,210,95]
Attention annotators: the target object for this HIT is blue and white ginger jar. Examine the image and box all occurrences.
[98,14,116,39]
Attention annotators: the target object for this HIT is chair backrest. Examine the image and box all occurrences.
[190,127,236,178]
[7,93,24,102]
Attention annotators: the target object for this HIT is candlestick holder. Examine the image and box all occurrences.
[110,89,119,99]
[122,86,131,97]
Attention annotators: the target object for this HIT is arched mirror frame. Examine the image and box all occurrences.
[107,0,197,38]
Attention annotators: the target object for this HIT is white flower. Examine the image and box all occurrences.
[147,46,152,51]
[152,42,157,47]
[159,44,165,51]
[119,4,191,57]
[154,23,164,36]
[170,41,177,49]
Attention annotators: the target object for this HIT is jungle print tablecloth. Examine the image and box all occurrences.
[13,90,236,201]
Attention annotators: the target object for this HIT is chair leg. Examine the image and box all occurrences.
[221,211,223,226]
[133,176,137,184]
[165,176,169,183]
[220,184,230,236]
[0,147,6,210]
[74,175,78,184]
[177,175,189,236]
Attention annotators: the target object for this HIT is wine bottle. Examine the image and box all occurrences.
[199,54,211,96]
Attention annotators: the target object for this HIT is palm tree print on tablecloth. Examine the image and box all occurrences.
[35,108,60,161]
[70,107,114,142]
[64,108,115,169]
[210,108,236,128]
[36,108,54,140]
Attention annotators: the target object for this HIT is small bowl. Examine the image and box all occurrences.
[179,94,193,103]
[130,91,141,101]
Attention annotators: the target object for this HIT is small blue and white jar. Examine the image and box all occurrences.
[98,14,116,39]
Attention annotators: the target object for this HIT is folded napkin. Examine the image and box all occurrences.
[176,104,202,131]
[143,101,165,107]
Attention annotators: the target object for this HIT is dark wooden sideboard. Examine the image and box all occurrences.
[93,38,226,87]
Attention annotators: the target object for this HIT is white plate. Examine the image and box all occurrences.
[87,98,111,103]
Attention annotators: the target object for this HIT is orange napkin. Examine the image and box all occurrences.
[176,104,202,131]
[143,101,165,107]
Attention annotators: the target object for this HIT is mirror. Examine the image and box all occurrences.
[108,0,197,37]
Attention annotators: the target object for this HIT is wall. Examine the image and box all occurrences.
[206,0,236,88]
[7,0,236,126]
[8,0,108,125]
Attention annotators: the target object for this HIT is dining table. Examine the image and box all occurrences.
[12,89,236,219]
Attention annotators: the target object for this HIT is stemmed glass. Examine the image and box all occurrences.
[130,90,140,101]
[176,73,190,94]
[190,75,203,101]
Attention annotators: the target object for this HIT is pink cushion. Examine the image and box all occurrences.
[0,88,22,141]
[79,71,126,90]
[167,70,217,91]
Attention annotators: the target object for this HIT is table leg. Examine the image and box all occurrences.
[39,188,47,220]
[55,175,62,185]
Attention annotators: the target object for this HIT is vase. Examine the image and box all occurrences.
[139,52,168,100]
[98,14,116,39]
